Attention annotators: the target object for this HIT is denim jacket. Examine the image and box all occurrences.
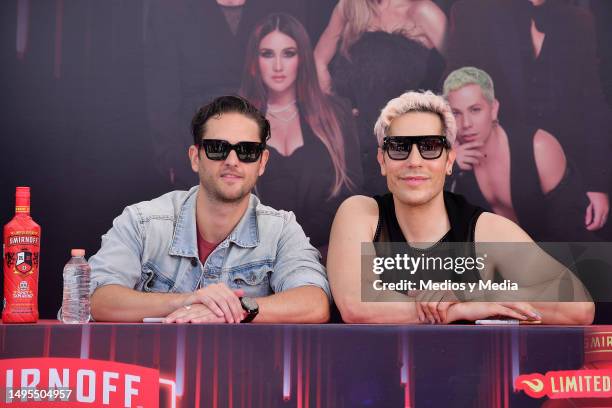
[89,186,331,300]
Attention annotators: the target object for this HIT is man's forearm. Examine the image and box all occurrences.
[532,302,595,325]
[253,286,330,323]
[339,301,422,324]
[91,284,190,322]
[334,286,424,324]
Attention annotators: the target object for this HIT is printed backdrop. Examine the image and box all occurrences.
[1,0,611,318]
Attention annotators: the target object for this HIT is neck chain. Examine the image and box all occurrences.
[268,110,298,123]
[267,100,296,113]
[267,100,298,123]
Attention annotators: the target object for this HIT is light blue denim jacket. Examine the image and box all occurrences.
[89,186,331,300]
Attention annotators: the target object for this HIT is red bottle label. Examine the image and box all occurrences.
[3,224,40,323]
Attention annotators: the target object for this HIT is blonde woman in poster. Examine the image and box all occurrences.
[314,0,447,195]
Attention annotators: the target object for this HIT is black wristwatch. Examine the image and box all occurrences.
[240,297,259,323]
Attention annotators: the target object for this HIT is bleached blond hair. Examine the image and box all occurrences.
[443,66,495,103]
[373,90,457,146]
[338,0,379,58]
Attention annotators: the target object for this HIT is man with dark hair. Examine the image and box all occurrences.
[89,95,330,323]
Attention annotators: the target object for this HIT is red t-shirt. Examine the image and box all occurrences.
[196,230,219,264]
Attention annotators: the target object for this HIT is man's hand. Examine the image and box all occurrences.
[164,303,229,324]
[412,290,460,324]
[183,283,245,324]
[585,191,609,231]
[448,301,541,323]
[454,141,485,170]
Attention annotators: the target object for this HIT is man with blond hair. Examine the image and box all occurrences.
[444,66,597,241]
[326,90,594,325]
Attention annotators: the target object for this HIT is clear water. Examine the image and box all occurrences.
[61,256,91,324]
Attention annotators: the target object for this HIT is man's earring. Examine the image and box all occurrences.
[447,168,453,176]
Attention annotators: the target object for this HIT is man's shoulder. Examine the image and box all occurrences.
[252,199,296,237]
[474,212,532,242]
[254,199,293,221]
[333,195,380,236]
[250,197,314,251]
[124,187,197,222]
[339,195,379,216]
[248,196,296,239]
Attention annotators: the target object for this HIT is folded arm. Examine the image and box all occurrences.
[254,286,329,323]
[327,196,424,323]
[91,284,190,322]
[473,212,595,325]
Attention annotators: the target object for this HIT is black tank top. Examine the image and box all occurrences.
[373,191,484,243]
[371,191,485,296]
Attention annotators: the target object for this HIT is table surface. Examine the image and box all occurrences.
[0,322,608,408]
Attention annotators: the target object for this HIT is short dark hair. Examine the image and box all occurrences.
[191,95,271,145]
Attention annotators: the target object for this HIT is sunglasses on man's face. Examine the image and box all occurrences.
[199,139,265,163]
[382,136,450,160]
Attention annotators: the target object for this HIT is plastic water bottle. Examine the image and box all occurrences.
[61,249,91,323]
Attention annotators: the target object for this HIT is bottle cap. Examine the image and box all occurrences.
[71,249,86,257]
[15,187,31,213]
[16,186,30,197]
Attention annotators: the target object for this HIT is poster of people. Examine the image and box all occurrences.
[1,0,611,316]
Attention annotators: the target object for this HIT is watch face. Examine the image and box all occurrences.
[241,297,258,312]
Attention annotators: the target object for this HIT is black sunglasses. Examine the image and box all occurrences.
[382,136,450,160]
[199,139,266,163]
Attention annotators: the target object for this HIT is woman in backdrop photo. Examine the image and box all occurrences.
[314,0,448,195]
[241,12,362,252]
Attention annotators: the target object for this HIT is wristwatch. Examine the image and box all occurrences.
[240,297,259,323]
